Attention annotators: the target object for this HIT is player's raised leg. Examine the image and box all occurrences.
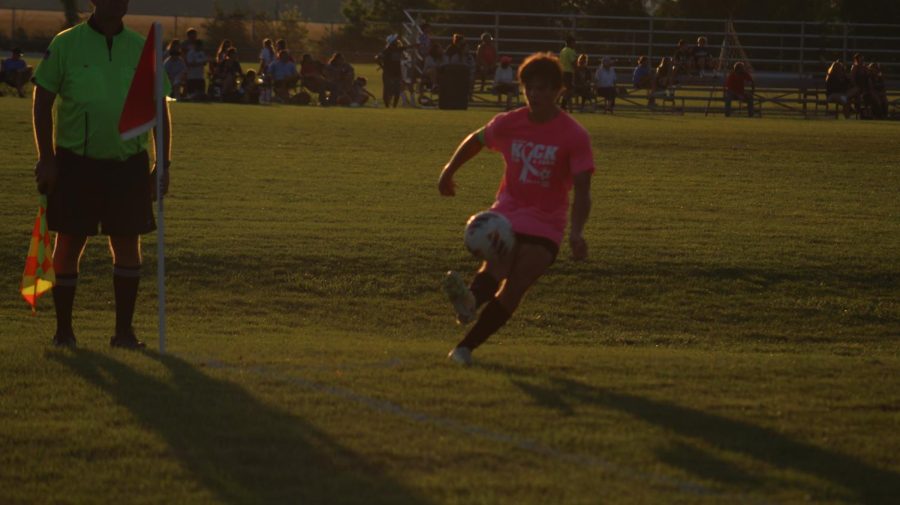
[443,256,511,325]
[448,242,554,365]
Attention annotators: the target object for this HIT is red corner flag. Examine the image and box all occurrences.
[119,23,159,140]
[20,195,55,313]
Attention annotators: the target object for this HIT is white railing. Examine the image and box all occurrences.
[403,9,900,77]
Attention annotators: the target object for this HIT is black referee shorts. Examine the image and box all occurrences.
[47,148,155,236]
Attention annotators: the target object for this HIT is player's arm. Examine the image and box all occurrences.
[438,128,485,196]
[33,84,57,194]
[569,171,592,261]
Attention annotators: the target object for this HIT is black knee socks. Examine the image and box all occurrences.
[469,272,500,309]
[52,274,78,336]
[457,299,511,351]
[113,265,141,336]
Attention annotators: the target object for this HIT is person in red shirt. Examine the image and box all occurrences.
[475,32,497,92]
[724,62,755,117]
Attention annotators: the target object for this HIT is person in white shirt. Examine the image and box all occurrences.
[593,56,617,113]
[493,55,518,109]
[163,43,187,99]
[258,38,276,76]
[185,40,209,100]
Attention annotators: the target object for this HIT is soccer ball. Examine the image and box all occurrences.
[464,211,515,261]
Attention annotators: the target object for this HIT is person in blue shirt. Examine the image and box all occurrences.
[632,55,651,90]
[268,49,298,102]
[1,48,32,97]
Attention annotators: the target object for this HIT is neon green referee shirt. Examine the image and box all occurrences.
[34,19,169,161]
[559,46,577,73]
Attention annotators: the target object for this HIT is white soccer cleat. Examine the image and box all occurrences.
[448,346,473,366]
[443,271,476,325]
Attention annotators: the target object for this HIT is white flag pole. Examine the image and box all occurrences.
[153,21,167,354]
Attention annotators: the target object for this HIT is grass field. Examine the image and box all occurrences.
[1,95,899,504]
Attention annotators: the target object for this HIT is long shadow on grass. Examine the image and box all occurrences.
[495,365,898,504]
[49,349,429,505]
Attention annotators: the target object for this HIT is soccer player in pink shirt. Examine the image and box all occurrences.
[438,53,595,366]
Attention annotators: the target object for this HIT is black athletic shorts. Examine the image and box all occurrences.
[47,148,155,236]
[515,233,559,263]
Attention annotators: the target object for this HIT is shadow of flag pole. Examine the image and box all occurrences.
[118,21,167,353]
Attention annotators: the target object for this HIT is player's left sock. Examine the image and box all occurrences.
[457,299,511,351]
[469,272,499,310]
[113,265,140,336]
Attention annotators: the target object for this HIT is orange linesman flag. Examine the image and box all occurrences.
[20,195,55,313]
[119,22,158,140]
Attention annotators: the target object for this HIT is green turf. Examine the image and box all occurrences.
[1,96,899,504]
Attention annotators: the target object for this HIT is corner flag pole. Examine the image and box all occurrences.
[153,21,167,354]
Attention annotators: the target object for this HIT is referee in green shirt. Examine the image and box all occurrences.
[559,35,578,110]
[33,0,172,349]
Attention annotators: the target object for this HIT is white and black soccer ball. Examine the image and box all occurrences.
[464,211,515,261]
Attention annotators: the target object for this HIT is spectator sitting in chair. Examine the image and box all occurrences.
[269,49,299,102]
[573,54,594,112]
[300,54,326,93]
[275,39,295,62]
[825,60,851,119]
[323,52,355,105]
[724,62,754,117]
[445,33,467,64]
[493,55,518,110]
[632,56,652,91]
[349,76,377,106]
[1,48,32,98]
[422,42,446,92]
[214,39,232,73]
[219,47,244,101]
[475,32,497,92]
[593,56,617,113]
[654,57,674,92]
[850,53,876,118]
[692,36,712,77]
[647,57,674,107]
[868,62,888,119]
[241,70,261,104]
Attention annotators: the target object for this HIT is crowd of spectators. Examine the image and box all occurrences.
[399,32,744,113]
[825,53,889,119]
[3,24,892,119]
[163,27,374,107]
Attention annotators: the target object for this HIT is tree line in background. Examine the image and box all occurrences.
[2,0,891,58]
[334,0,900,57]
[343,0,900,27]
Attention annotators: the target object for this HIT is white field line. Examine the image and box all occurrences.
[194,355,771,505]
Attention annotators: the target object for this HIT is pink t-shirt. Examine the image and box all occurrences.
[483,107,595,245]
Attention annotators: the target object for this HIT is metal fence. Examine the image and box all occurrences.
[403,9,900,78]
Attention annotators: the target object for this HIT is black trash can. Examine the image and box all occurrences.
[438,64,470,110]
